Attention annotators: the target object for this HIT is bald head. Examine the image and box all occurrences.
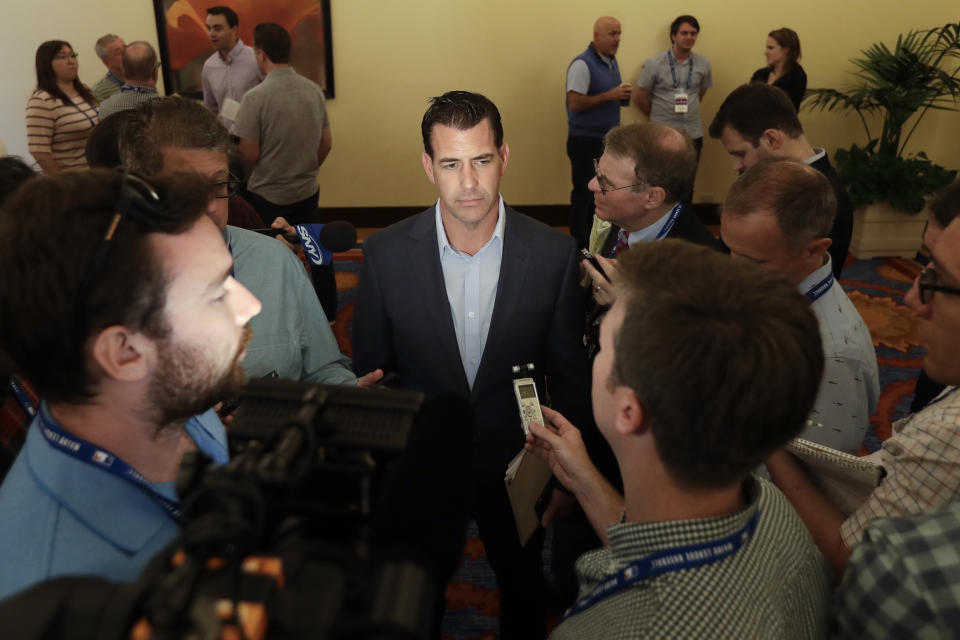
[603,123,697,203]
[656,124,688,152]
[592,16,622,57]
[122,41,158,85]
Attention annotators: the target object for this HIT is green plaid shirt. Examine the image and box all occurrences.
[551,477,830,639]
[834,500,960,638]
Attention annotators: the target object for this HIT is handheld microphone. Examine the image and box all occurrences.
[252,221,358,267]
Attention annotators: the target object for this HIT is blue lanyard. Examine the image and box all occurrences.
[667,50,693,91]
[8,375,37,418]
[37,410,182,522]
[563,509,760,620]
[654,203,683,240]
[120,85,156,94]
[607,203,684,257]
[804,273,834,303]
[69,98,97,128]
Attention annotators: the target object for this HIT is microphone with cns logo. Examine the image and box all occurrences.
[252,221,358,267]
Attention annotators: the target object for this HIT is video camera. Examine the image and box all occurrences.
[0,379,474,640]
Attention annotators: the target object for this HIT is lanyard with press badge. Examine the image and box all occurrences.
[563,509,760,620]
[667,50,693,91]
[37,410,182,522]
[804,273,834,303]
[668,51,693,114]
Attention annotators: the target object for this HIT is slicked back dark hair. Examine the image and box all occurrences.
[722,158,836,251]
[421,91,504,158]
[670,15,700,36]
[207,5,238,28]
[35,40,97,107]
[0,170,211,403]
[931,181,960,230]
[254,23,291,64]
[708,83,803,144]
[612,239,823,488]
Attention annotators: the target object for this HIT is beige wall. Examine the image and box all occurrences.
[0,0,164,160]
[1,1,957,208]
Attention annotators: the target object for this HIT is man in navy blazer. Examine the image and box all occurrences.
[353,91,592,638]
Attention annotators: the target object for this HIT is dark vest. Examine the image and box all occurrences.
[566,44,622,138]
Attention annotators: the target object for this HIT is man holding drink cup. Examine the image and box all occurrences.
[565,16,631,251]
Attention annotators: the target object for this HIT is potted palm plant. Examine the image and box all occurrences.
[805,22,959,258]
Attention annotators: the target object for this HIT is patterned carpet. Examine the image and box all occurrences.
[327,252,925,639]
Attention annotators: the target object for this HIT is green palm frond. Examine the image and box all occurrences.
[804,22,960,157]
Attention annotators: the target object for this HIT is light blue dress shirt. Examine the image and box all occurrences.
[435,196,506,389]
[226,225,356,385]
[0,405,228,601]
[625,205,679,246]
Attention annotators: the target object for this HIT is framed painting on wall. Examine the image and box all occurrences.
[152,0,334,99]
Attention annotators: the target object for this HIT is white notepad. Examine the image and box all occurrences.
[786,437,884,515]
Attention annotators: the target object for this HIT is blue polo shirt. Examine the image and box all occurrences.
[0,405,228,601]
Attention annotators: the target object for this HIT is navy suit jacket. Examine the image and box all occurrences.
[353,204,593,481]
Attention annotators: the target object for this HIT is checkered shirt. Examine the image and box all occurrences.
[550,477,830,639]
[841,387,960,549]
[96,86,160,121]
[834,500,960,637]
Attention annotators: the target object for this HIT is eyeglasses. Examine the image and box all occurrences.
[213,175,241,199]
[593,158,647,195]
[918,266,960,304]
[75,172,163,331]
[54,53,79,61]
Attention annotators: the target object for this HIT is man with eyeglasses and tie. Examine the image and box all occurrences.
[582,123,718,349]
[120,97,381,389]
[0,170,260,600]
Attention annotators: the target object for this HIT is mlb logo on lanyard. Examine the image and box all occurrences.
[92,450,115,466]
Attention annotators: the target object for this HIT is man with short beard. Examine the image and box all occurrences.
[0,170,262,601]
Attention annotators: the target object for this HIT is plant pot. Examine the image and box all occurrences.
[849,202,928,259]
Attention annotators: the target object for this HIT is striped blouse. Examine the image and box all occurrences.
[25,90,99,172]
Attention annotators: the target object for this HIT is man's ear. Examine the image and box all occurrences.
[421,151,436,185]
[644,186,667,210]
[613,387,647,437]
[88,326,152,383]
[803,236,833,261]
[499,142,510,175]
[761,128,784,151]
